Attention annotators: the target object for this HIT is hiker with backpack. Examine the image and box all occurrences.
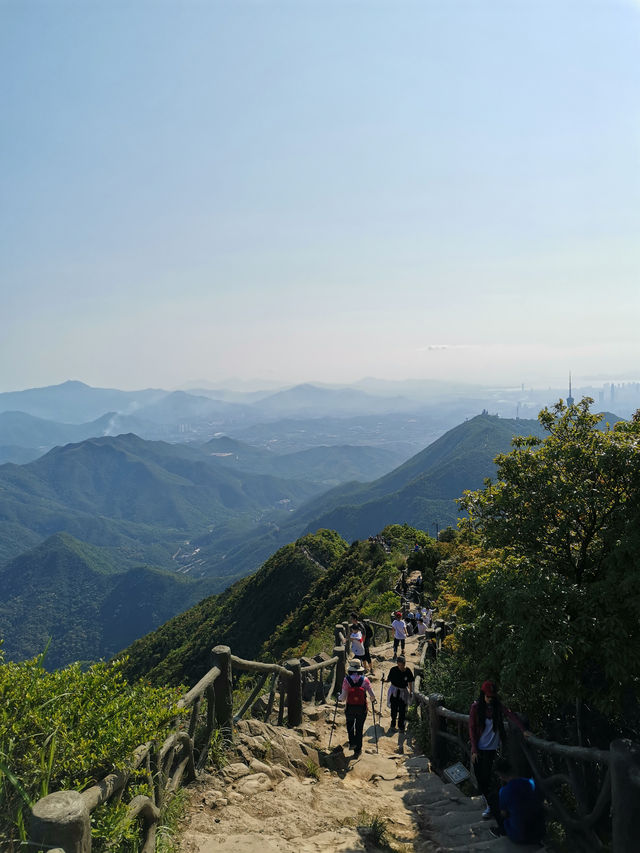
[338,658,377,757]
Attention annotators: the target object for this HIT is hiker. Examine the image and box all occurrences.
[349,616,366,667]
[362,618,375,676]
[338,658,377,756]
[489,757,545,843]
[405,611,416,636]
[391,611,408,660]
[416,616,427,636]
[350,611,374,675]
[469,681,531,819]
[386,654,414,732]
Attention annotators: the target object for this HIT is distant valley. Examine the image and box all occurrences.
[0,378,624,670]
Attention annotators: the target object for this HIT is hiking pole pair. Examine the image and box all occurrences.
[328,693,340,749]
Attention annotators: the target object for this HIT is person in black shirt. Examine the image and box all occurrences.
[386,655,414,732]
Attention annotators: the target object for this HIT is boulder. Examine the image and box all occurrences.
[235,772,274,797]
[222,762,251,781]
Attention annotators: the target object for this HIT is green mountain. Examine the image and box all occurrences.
[297,413,548,540]
[0,433,322,567]
[0,533,219,669]
[191,413,547,576]
[118,523,446,688]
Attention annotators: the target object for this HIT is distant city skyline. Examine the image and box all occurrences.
[3,1,639,393]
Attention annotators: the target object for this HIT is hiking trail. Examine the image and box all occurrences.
[177,635,545,852]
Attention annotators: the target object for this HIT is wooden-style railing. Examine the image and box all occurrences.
[413,641,640,853]
[28,628,351,853]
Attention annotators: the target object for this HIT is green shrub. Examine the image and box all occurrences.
[0,649,185,850]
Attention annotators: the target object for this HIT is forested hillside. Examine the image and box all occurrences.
[0,433,321,569]
[119,529,350,686]
[0,533,219,668]
[190,413,547,575]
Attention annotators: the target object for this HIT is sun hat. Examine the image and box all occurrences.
[395,611,402,617]
[347,658,365,672]
[481,680,496,697]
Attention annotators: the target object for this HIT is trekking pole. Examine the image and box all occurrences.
[379,674,385,716]
[328,694,340,749]
[373,701,379,753]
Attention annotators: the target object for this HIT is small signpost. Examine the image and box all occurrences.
[444,761,470,785]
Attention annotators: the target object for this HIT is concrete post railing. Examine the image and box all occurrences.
[30,791,91,853]
[333,645,346,694]
[28,631,381,851]
[212,645,233,737]
[285,659,302,726]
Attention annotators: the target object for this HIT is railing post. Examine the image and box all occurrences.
[333,645,346,695]
[212,645,233,739]
[428,693,446,770]
[334,623,345,645]
[286,659,303,727]
[611,738,640,853]
[30,790,91,853]
[342,622,350,656]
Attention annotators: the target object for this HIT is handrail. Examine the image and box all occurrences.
[413,659,639,852]
[300,655,339,673]
[366,619,393,630]
[414,690,614,767]
[30,630,362,852]
[230,654,292,678]
[81,742,151,811]
[178,664,221,709]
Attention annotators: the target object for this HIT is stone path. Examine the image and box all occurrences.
[178,635,546,852]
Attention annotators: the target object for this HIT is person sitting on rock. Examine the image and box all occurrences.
[338,658,377,757]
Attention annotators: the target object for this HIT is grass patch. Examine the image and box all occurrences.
[304,759,321,780]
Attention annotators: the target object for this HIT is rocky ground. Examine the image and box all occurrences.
[178,636,546,852]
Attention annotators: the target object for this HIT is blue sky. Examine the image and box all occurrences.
[2,0,639,391]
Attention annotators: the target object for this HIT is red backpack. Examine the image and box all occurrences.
[346,675,367,706]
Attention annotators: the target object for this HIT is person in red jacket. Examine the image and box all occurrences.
[469,680,531,819]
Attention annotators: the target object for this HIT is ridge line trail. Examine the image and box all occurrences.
[178,634,533,852]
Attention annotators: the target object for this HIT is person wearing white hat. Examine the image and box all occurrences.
[338,658,377,756]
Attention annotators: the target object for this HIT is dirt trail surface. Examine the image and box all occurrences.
[179,636,544,852]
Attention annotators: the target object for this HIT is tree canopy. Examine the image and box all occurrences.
[459,398,640,586]
[439,400,640,727]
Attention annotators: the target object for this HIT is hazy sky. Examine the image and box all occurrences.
[2,0,640,392]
